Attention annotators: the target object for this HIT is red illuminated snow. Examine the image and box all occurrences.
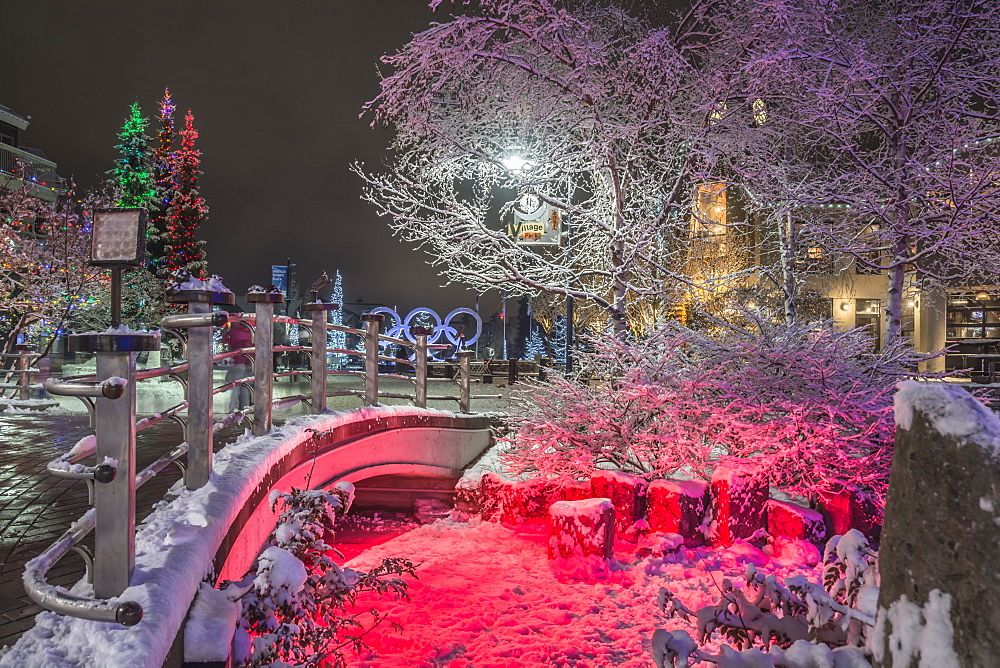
[342,518,821,666]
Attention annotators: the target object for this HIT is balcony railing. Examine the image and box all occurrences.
[0,144,66,201]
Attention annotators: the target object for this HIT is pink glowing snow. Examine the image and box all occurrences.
[339,518,822,666]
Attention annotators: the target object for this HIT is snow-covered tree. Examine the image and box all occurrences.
[358,0,739,336]
[505,316,914,504]
[225,485,414,667]
[0,178,104,358]
[720,0,1000,343]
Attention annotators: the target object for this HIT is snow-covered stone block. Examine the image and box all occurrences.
[647,479,709,547]
[500,478,564,525]
[635,531,685,559]
[548,498,615,559]
[590,470,647,538]
[876,381,1000,665]
[817,485,882,543]
[708,465,768,546]
[767,499,826,544]
[480,472,506,522]
[562,480,593,501]
[454,477,481,514]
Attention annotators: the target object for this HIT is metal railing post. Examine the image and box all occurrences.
[457,350,473,413]
[16,345,31,400]
[187,301,213,487]
[413,326,431,409]
[248,290,284,434]
[166,289,235,490]
[302,301,339,414]
[66,330,158,598]
[362,313,384,406]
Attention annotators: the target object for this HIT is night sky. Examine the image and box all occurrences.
[2,0,483,314]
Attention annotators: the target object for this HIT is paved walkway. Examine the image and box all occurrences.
[0,412,247,648]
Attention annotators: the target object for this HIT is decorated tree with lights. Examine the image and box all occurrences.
[148,88,177,274]
[357,0,744,337]
[0,178,105,366]
[327,270,347,369]
[163,110,208,277]
[112,102,156,209]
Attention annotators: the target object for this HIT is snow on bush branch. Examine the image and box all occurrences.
[505,315,915,503]
[220,484,416,667]
[654,530,878,667]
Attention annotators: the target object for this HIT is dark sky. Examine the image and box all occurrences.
[2,0,486,315]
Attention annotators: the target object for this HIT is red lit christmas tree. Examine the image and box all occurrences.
[163,110,208,277]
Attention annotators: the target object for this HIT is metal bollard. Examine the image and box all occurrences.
[66,330,158,598]
[362,313,384,406]
[458,350,473,413]
[413,326,431,409]
[508,356,519,385]
[303,301,339,414]
[248,291,283,435]
[539,357,551,382]
[165,289,234,490]
[15,345,31,400]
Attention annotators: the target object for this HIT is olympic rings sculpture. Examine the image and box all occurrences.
[368,307,482,360]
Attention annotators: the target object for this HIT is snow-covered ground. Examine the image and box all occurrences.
[340,517,821,666]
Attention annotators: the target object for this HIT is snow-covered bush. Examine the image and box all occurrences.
[654,530,878,666]
[505,316,914,505]
[223,484,416,667]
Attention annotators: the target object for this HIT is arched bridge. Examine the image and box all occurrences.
[3,406,493,668]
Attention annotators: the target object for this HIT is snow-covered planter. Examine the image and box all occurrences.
[767,499,825,545]
[591,470,647,538]
[708,465,769,547]
[817,486,882,544]
[548,498,615,560]
[479,472,506,522]
[647,479,709,547]
[500,478,564,525]
[562,480,593,501]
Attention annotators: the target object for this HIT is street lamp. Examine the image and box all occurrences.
[501,150,575,373]
[90,207,148,327]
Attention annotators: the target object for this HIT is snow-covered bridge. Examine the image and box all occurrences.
[3,406,492,667]
[2,282,496,667]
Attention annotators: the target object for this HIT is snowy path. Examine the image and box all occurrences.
[342,519,820,666]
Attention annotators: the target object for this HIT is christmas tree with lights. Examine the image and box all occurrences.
[112,102,155,208]
[327,270,347,368]
[148,88,176,274]
[163,110,208,277]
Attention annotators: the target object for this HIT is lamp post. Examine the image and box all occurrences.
[73,207,159,598]
[502,150,574,374]
[90,208,149,327]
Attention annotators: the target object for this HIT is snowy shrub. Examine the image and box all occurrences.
[653,530,877,666]
[223,485,416,667]
[505,316,915,505]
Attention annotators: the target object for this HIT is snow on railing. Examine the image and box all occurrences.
[26,285,497,630]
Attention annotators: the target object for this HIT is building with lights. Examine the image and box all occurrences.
[684,180,998,375]
[0,104,66,202]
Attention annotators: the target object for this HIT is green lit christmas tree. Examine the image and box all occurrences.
[163,110,208,277]
[112,102,155,208]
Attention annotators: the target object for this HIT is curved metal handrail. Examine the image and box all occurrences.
[22,510,143,627]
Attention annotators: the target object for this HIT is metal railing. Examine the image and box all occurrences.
[0,347,41,400]
[25,288,500,626]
